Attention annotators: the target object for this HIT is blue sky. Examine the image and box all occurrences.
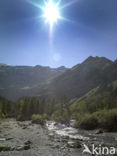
[0,0,117,67]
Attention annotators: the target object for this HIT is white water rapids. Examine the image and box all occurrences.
[46,121,89,141]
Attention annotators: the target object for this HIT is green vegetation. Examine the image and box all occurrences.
[74,109,117,131]
[16,97,56,121]
[16,94,71,124]
[51,94,71,124]
[71,85,117,131]
[0,83,117,132]
[0,96,13,121]
[31,114,45,125]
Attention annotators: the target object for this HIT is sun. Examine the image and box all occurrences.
[42,0,61,28]
[28,0,78,31]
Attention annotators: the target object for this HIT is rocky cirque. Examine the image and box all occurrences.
[0,119,117,156]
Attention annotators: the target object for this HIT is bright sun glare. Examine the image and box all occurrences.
[42,0,60,27]
[28,0,78,30]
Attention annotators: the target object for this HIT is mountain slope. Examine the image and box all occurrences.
[0,65,68,100]
[0,56,117,100]
[39,56,117,99]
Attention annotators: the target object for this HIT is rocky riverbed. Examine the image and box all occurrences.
[0,119,117,156]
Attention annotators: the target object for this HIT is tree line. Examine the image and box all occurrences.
[0,84,117,131]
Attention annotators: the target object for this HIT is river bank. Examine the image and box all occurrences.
[0,119,117,156]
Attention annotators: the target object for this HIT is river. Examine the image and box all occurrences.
[0,119,117,156]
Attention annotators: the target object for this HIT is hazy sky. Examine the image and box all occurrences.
[0,0,117,67]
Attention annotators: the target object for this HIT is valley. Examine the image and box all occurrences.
[0,56,117,155]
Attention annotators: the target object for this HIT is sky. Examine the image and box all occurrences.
[0,0,117,68]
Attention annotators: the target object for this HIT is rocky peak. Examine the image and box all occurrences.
[56,66,68,72]
[83,56,112,64]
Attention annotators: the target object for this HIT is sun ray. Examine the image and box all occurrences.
[27,0,79,30]
[27,0,44,10]
[56,0,61,6]
[60,0,79,9]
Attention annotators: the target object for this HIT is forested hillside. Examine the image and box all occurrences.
[0,96,14,120]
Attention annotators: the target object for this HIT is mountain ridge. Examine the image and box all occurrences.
[0,56,117,100]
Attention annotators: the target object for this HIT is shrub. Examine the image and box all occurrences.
[75,109,117,131]
[96,109,117,131]
[42,113,48,120]
[16,115,27,121]
[0,110,5,119]
[76,114,99,130]
[51,109,70,124]
[31,114,45,125]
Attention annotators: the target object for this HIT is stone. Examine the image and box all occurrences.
[48,133,54,138]
[24,144,30,150]
[52,143,60,149]
[6,137,14,140]
[67,141,81,148]
[0,144,11,151]
[16,144,31,151]
[24,140,32,145]
[95,129,103,134]
[16,145,24,151]
[0,138,6,141]
[22,126,27,129]
[11,146,15,151]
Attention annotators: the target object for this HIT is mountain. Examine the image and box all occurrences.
[68,82,117,131]
[0,63,10,67]
[0,65,68,100]
[0,56,117,100]
[39,56,117,99]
